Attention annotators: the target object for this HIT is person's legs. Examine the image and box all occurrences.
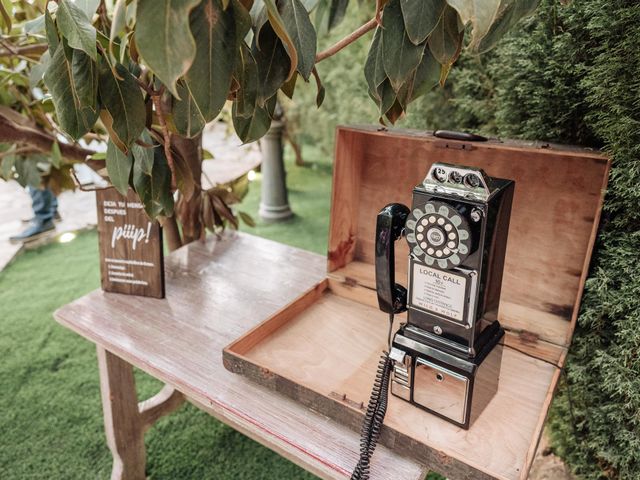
[31,186,54,224]
[10,187,56,243]
[22,189,61,223]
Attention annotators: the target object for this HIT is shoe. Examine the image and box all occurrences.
[21,212,62,224]
[9,220,56,244]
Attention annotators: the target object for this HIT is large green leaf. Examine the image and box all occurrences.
[382,0,426,92]
[135,0,200,98]
[263,0,298,79]
[231,0,253,45]
[232,94,276,143]
[45,10,59,52]
[476,0,540,53]
[400,0,446,45]
[24,14,45,34]
[75,0,100,18]
[376,78,397,118]
[409,47,440,100]
[109,0,127,55]
[71,48,98,110]
[428,4,464,65]
[314,0,348,33]
[106,140,133,195]
[445,0,501,50]
[327,0,348,30]
[29,50,50,88]
[131,130,156,176]
[234,43,259,118]
[133,147,174,218]
[278,0,317,80]
[56,0,97,60]
[98,62,146,150]
[364,27,386,101]
[253,23,291,105]
[173,0,237,138]
[43,44,99,139]
[394,48,440,108]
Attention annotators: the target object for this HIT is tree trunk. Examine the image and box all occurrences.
[172,134,203,246]
[162,216,183,252]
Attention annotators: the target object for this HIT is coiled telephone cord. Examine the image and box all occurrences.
[350,314,395,480]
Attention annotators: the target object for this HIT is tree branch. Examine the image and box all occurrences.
[0,43,48,58]
[315,18,378,63]
[150,88,177,185]
[0,112,102,170]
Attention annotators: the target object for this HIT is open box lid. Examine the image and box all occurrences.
[224,125,610,480]
[327,125,610,366]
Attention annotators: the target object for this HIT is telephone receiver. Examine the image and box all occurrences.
[375,203,410,315]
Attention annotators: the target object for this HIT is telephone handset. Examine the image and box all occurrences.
[375,203,410,315]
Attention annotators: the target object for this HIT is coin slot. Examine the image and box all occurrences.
[448,171,462,184]
[464,173,481,188]
[433,167,448,183]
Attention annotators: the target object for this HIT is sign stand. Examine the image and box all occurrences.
[96,188,165,299]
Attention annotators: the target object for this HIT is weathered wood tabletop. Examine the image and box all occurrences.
[54,232,427,480]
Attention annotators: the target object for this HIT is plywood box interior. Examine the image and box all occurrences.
[223,126,610,480]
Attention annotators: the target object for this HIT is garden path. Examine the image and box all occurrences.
[0,122,261,272]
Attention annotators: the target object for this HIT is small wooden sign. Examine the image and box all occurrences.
[96,188,165,299]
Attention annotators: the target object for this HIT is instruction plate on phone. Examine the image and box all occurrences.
[411,265,467,322]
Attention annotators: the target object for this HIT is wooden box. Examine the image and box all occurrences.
[223,126,610,480]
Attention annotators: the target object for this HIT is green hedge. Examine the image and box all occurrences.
[289,1,640,478]
[451,2,640,478]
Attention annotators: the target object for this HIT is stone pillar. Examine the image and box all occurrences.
[259,112,293,222]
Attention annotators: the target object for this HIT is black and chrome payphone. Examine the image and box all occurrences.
[352,161,514,480]
[377,162,514,428]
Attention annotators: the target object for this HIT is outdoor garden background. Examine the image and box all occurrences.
[1,0,639,479]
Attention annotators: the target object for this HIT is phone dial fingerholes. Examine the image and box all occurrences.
[447,241,456,249]
[417,233,424,241]
[444,224,452,232]
[437,218,445,225]
[417,225,424,232]
[427,247,434,255]
[429,216,437,223]
[435,250,443,257]
[448,232,456,240]
[420,242,428,249]
[443,248,451,255]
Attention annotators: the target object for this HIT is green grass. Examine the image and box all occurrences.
[238,145,333,255]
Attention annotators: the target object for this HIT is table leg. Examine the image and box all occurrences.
[97,346,146,480]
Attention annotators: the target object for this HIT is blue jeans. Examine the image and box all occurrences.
[28,186,58,225]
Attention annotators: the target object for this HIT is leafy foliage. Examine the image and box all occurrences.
[1,0,538,236]
[501,3,640,478]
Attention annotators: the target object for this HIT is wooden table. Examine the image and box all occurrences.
[54,232,426,480]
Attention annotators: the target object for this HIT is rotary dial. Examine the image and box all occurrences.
[405,201,472,269]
